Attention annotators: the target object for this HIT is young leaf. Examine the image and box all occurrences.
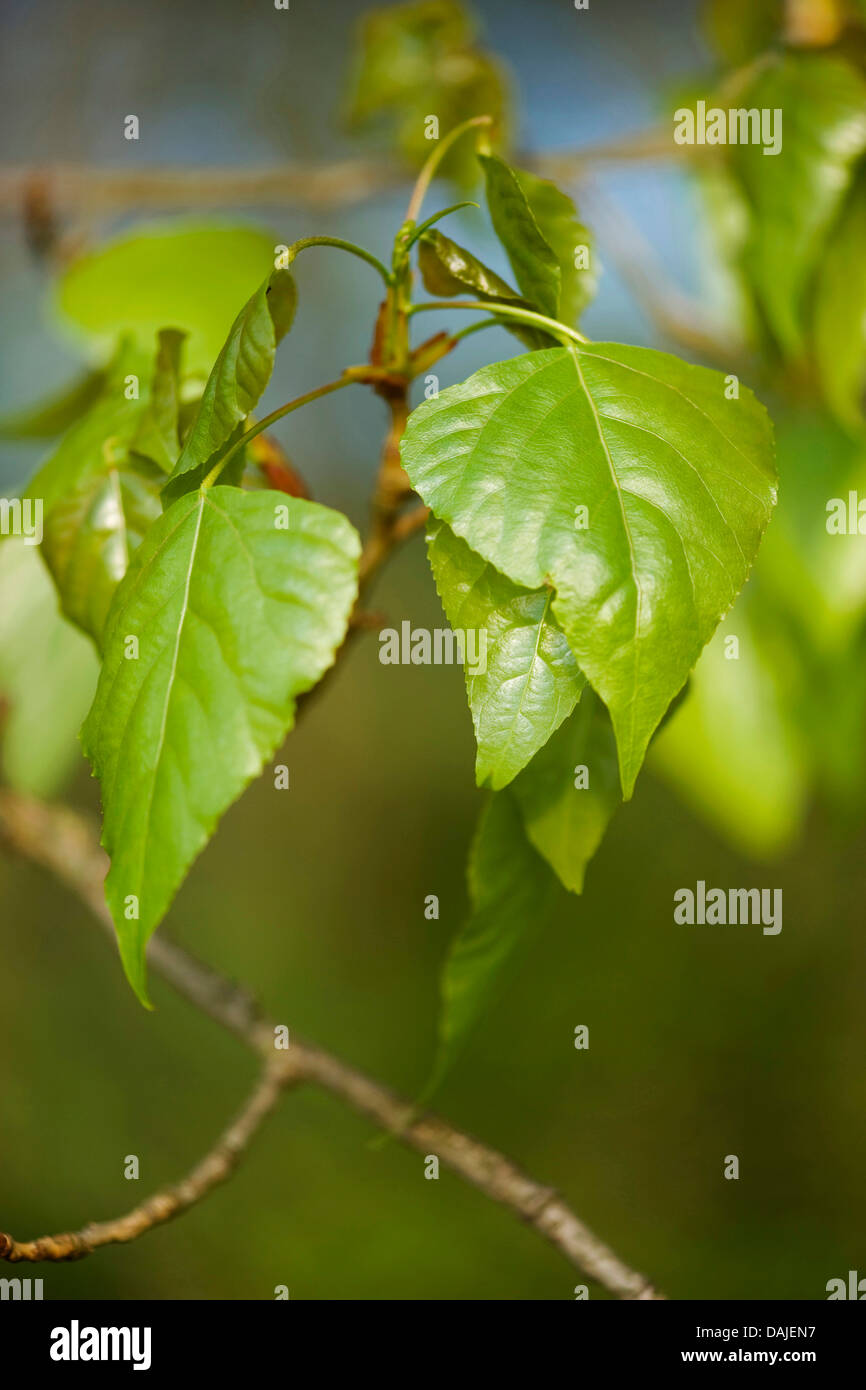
[813,172,866,433]
[417,228,546,349]
[418,228,520,301]
[81,487,361,1005]
[426,519,584,788]
[162,270,296,503]
[57,222,279,376]
[41,450,164,647]
[511,164,596,326]
[479,153,560,320]
[130,328,185,472]
[511,690,621,894]
[429,790,554,1093]
[727,53,866,357]
[401,343,777,797]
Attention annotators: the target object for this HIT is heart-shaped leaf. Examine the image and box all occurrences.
[426,519,584,788]
[401,343,777,796]
[57,222,279,376]
[163,268,296,504]
[81,486,360,1004]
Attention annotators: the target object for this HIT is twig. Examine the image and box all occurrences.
[0,131,678,218]
[0,1058,293,1263]
[0,788,664,1298]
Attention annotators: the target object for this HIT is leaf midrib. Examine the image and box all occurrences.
[133,491,205,896]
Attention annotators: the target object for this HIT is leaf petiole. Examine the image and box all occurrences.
[285,236,392,285]
[404,116,493,224]
[406,202,480,248]
[200,376,359,489]
[407,299,590,346]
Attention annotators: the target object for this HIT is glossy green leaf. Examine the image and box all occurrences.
[813,172,866,432]
[417,228,545,349]
[512,164,596,326]
[41,450,164,647]
[0,367,108,441]
[163,270,296,504]
[57,222,279,376]
[429,790,554,1092]
[0,541,98,798]
[511,690,621,894]
[426,519,584,788]
[417,228,520,302]
[479,153,560,320]
[401,343,777,797]
[728,53,866,357]
[81,486,361,1005]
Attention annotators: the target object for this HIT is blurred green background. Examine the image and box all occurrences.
[1,0,864,1300]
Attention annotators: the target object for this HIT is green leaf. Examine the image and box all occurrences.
[429,790,554,1092]
[23,339,153,518]
[417,228,545,350]
[651,605,807,859]
[80,486,360,1005]
[417,228,520,302]
[426,519,584,788]
[57,222,279,376]
[401,343,777,797]
[130,328,185,472]
[41,449,164,647]
[346,0,509,185]
[0,541,98,798]
[0,367,108,440]
[511,164,596,326]
[511,690,621,894]
[162,269,296,504]
[813,172,866,432]
[727,53,866,357]
[702,0,782,66]
[479,153,561,320]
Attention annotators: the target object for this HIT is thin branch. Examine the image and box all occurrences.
[0,1059,293,1263]
[0,788,664,1298]
[0,131,677,219]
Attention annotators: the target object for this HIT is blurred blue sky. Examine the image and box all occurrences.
[0,0,714,502]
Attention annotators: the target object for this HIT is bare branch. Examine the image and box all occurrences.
[0,1059,293,1263]
[0,131,677,220]
[0,788,664,1298]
